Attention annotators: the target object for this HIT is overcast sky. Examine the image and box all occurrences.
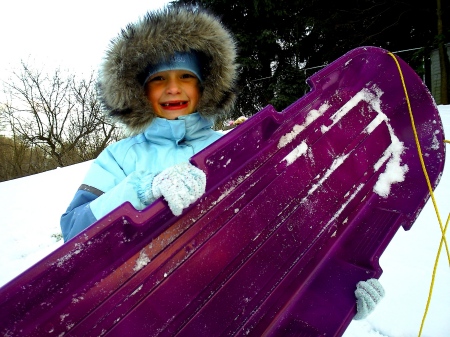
[0,0,170,79]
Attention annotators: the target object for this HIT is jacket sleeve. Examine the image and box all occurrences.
[60,187,100,242]
[60,148,157,242]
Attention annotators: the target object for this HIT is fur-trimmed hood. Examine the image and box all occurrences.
[98,5,238,134]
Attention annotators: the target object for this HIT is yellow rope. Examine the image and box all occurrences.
[387,52,450,337]
[387,52,450,262]
[418,213,450,337]
[444,140,450,144]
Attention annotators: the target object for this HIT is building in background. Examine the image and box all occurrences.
[430,43,450,104]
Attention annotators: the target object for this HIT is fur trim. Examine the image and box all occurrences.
[98,5,238,134]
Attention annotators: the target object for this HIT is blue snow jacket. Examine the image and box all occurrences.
[60,113,223,242]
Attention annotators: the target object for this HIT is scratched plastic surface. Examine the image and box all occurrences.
[0,47,446,337]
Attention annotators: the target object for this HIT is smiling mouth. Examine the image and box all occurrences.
[161,101,188,107]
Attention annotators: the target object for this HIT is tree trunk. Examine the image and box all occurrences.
[437,0,449,104]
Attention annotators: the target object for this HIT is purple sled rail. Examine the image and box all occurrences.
[0,47,446,337]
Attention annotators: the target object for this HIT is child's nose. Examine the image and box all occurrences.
[166,78,181,94]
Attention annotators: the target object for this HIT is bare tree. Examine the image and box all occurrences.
[1,62,122,169]
[0,134,49,181]
[1,96,50,180]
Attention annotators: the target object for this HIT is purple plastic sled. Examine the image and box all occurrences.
[0,47,446,337]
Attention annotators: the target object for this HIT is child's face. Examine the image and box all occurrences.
[145,69,201,120]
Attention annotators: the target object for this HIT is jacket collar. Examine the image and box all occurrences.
[143,112,214,144]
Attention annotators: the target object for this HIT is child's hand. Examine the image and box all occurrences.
[354,278,385,320]
[152,162,206,216]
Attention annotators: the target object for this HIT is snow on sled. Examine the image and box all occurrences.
[0,46,446,337]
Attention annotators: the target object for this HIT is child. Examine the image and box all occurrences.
[60,5,238,242]
[60,4,383,321]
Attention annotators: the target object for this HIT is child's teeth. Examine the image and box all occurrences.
[162,102,185,107]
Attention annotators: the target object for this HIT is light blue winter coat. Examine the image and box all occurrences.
[60,113,223,242]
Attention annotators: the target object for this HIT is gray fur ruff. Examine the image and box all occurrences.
[98,5,239,135]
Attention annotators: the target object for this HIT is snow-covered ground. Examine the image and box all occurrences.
[0,106,449,337]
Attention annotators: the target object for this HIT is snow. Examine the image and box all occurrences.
[0,106,449,336]
[278,103,328,148]
[373,136,409,198]
[320,86,381,134]
[281,85,410,199]
[134,251,151,272]
[283,141,308,165]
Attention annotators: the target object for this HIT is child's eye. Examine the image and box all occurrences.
[149,75,164,82]
[180,73,197,79]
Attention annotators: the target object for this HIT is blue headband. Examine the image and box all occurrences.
[144,52,203,84]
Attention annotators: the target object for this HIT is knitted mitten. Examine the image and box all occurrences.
[354,278,385,320]
[151,162,206,216]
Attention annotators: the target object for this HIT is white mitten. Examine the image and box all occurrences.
[354,278,385,320]
[152,162,206,216]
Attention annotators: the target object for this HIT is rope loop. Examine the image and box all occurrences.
[387,52,449,337]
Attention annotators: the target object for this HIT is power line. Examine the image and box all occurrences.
[250,47,424,82]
